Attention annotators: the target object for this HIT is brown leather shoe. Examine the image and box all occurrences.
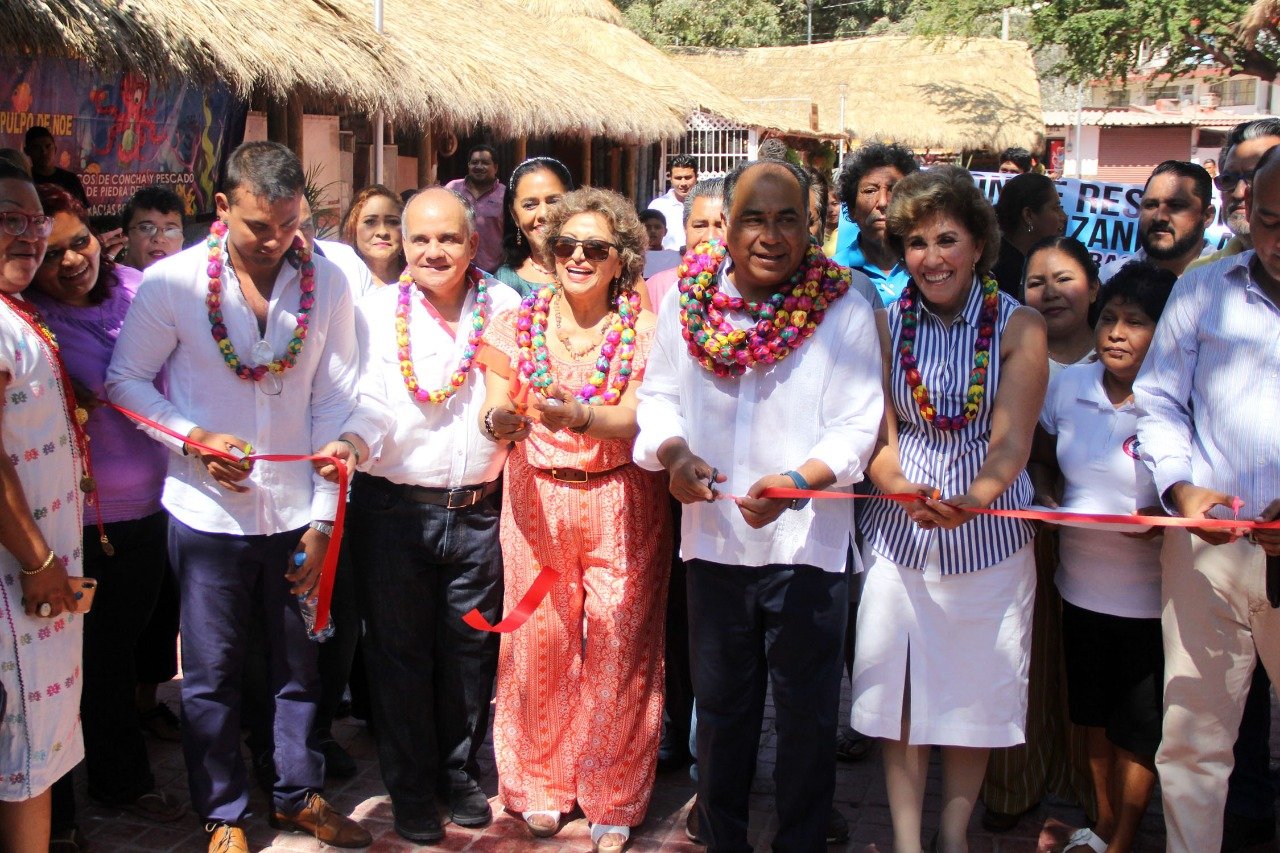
[269,792,372,848]
[205,822,249,853]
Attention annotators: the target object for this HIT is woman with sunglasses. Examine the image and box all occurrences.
[27,185,185,844]
[480,188,670,853]
[0,163,87,850]
[494,157,574,298]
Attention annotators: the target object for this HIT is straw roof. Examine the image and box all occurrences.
[511,0,832,138]
[2,0,687,140]
[672,37,1045,151]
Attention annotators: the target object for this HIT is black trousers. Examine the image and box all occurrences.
[687,558,848,853]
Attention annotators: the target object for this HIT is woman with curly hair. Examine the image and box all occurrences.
[480,187,671,853]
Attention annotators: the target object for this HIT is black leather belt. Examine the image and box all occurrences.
[361,473,500,509]
[532,465,626,484]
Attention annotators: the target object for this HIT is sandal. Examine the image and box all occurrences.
[591,823,630,853]
[1063,827,1108,853]
[523,810,562,838]
[120,789,187,823]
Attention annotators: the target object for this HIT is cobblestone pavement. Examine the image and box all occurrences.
[70,679,1278,852]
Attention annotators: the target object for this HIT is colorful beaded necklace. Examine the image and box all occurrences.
[516,284,640,405]
[205,219,314,382]
[395,266,489,404]
[677,240,849,378]
[897,274,1000,431]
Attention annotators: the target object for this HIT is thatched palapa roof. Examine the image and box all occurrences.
[2,0,687,140]
[509,0,833,139]
[673,37,1045,152]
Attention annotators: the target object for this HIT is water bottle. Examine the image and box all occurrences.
[293,552,335,642]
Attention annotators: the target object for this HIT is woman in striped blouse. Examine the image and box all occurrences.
[851,165,1049,853]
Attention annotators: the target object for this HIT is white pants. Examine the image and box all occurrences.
[1158,528,1280,853]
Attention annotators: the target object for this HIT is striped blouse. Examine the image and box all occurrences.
[860,277,1035,574]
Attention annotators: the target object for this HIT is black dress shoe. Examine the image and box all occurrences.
[827,808,850,845]
[445,772,492,828]
[317,730,357,779]
[395,812,445,844]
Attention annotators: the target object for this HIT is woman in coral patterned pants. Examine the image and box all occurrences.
[479,187,672,853]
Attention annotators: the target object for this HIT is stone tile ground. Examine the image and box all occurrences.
[71,678,1279,852]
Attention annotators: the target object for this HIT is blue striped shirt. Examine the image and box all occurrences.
[1134,251,1280,518]
[860,278,1034,574]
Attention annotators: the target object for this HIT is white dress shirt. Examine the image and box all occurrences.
[353,276,521,488]
[634,263,884,571]
[315,238,377,299]
[647,189,686,252]
[106,240,359,535]
[1135,251,1280,519]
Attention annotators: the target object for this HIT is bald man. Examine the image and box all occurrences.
[635,160,883,851]
[1135,145,1280,853]
[345,188,521,843]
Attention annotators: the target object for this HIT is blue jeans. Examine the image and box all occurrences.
[169,518,322,822]
[347,473,503,821]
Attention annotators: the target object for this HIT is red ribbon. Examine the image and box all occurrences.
[466,485,1280,635]
[106,402,347,633]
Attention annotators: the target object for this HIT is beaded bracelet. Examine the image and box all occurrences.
[482,407,500,442]
[568,406,595,435]
[21,550,56,576]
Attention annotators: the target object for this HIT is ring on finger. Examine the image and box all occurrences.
[37,602,52,617]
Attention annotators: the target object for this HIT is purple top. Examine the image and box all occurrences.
[28,264,167,524]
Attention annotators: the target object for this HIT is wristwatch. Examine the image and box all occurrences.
[310,520,335,537]
[783,470,810,510]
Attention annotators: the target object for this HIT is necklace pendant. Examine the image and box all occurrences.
[74,406,89,426]
[100,534,115,557]
[80,475,96,494]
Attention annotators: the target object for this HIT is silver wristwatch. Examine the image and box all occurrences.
[310,520,335,537]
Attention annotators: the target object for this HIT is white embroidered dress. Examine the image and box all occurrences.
[0,298,85,800]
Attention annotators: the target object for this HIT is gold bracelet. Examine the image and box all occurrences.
[21,550,56,576]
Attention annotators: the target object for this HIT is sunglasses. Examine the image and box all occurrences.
[550,236,617,262]
[1,211,53,238]
[1214,169,1255,193]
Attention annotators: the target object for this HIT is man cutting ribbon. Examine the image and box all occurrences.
[106,141,381,853]
[1134,143,1280,853]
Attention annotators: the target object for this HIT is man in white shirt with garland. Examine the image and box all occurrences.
[345,187,520,844]
[107,141,377,853]
[634,159,883,851]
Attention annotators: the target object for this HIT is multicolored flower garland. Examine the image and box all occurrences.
[395,266,489,404]
[677,240,850,378]
[898,274,1000,431]
[205,219,314,382]
[516,285,641,405]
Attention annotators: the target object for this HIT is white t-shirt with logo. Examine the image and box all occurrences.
[1040,360,1163,619]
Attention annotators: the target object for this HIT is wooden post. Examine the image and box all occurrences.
[285,94,304,161]
[581,136,592,187]
[623,145,638,203]
[608,144,622,193]
[514,137,528,164]
[417,126,435,189]
[266,99,288,146]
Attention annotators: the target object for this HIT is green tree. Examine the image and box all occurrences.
[911,0,1279,82]
[620,0,785,47]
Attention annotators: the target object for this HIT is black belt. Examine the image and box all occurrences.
[364,474,500,510]
[1268,553,1280,609]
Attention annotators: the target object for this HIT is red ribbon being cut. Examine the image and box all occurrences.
[107,402,347,633]
[465,486,1280,635]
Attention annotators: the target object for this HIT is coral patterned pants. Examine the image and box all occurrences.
[494,455,673,827]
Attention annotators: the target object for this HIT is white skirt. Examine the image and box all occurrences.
[850,540,1035,748]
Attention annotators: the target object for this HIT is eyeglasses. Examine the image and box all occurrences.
[1,211,53,238]
[1214,169,1256,193]
[130,222,185,240]
[549,236,617,262]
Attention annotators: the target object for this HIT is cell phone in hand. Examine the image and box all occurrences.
[70,577,97,613]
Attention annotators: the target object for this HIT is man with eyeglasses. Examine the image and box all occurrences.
[106,141,381,853]
[1188,118,1280,273]
[1099,160,1215,282]
[119,185,187,271]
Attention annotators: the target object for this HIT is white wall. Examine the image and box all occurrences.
[1060,125,1100,179]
